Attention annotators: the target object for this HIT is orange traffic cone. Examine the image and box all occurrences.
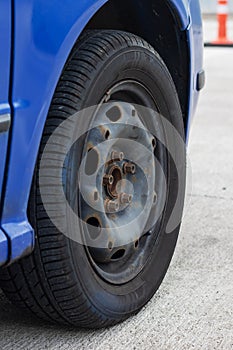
[205,0,233,47]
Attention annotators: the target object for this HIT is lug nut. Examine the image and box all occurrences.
[123,162,136,174]
[105,200,119,212]
[120,193,133,204]
[111,151,124,161]
[103,174,114,186]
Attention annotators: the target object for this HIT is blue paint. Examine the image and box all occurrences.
[0,230,8,266]
[186,0,204,138]
[0,0,203,265]
[0,1,12,265]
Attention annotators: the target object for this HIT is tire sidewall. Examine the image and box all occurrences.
[65,39,185,318]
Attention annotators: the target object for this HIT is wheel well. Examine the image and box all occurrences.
[85,0,190,129]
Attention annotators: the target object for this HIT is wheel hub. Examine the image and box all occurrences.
[105,164,124,199]
[103,159,135,207]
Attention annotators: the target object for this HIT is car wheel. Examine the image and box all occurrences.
[0,30,185,328]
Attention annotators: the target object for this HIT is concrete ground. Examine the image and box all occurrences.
[0,21,233,350]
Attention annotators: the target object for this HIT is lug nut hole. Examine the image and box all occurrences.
[86,217,101,240]
[111,249,125,260]
[108,241,113,250]
[106,105,121,122]
[105,130,110,140]
[94,191,99,201]
[85,148,99,176]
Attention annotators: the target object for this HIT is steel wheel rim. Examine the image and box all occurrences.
[79,80,167,284]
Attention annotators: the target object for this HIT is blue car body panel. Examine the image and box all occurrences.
[0,0,203,265]
[0,1,12,265]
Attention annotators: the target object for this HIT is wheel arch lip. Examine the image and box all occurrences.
[1,0,195,265]
[167,0,191,30]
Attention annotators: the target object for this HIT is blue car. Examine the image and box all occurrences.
[0,0,204,327]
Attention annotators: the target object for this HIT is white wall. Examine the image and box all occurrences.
[200,0,233,14]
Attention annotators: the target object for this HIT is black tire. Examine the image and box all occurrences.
[0,30,185,328]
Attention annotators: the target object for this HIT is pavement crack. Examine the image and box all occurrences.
[187,193,233,201]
